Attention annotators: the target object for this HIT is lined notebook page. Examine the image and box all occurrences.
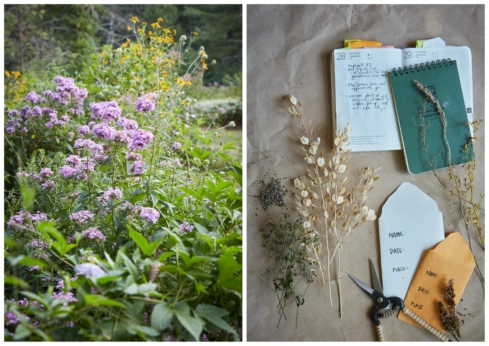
[401,47,473,124]
[333,48,402,151]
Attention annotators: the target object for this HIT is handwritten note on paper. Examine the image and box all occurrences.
[379,182,445,299]
[333,48,402,151]
[398,233,475,332]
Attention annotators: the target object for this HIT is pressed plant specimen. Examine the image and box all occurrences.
[284,95,379,317]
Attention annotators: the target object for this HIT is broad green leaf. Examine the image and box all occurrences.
[97,276,121,285]
[173,302,203,341]
[195,304,229,318]
[20,291,49,307]
[5,276,29,288]
[193,222,209,234]
[217,252,242,293]
[124,283,139,295]
[120,253,138,280]
[158,252,175,262]
[222,141,237,150]
[14,324,31,340]
[138,282,157,295]
[84,294,126,308]
[151,302,173,331]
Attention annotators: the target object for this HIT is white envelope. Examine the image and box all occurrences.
[379,182,445,299]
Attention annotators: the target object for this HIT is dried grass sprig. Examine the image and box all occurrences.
[285,95,379,317]
[414,81,484,285]
[438,279,461,341]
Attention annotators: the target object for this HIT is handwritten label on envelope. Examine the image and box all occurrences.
[379,182,445,299]
[398,232,475,332]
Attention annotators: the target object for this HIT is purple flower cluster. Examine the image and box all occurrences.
[70,210,95,225]
[130,160,146,175]
[5,312,29,325]
[135,207,160,224]
[39,167,54,180]
[102,187,123,201]
[135,95,156,113]
[82,228,106,241]
[117,117,138,130]
[128,129,154,151]
[52,291,78,306]
[179,222,194,234]
[77,125,90,137]
[45,76,88,115]
[29,239,49,249]
[41,180,55,191]
[23,91,41,104]
[59,155,95,180]
[171,142,182,151]
[125,152,142,161]
[92,122,116,140]
[7,210,48,231]
[160,158,182,167]
[89,101,122,122]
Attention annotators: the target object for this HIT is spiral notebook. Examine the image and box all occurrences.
[388,60,473,174]
[330,46,473,152]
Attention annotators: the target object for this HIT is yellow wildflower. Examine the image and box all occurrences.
[182,100,190,107]
[142,22,147,26]
[193,31,199,36]
[103,59,108,65]
[176,78,192,87]
[201,60,208,70]
[5,71,11,78]
[12,71,21,78]
[127,25,132,31]
[157,17,163,22]
[130,16,139,23]
[173,29,177,35]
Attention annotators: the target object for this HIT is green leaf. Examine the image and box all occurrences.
[217,252,242,293]
[5,276,29,288]
[173,302,203,341]
[120,253,138,280]
[151,302,173,331]
[158,252,175,262]
[195,304,229,318]
[14,324,31,340]
[20,291,48,307]
[138,282,157,295]
[124,283,139,295]
[84,294,126,308]
[129,225,164,257]
[193,222,209,234]
[20,184,35,211]
[222,141,237,150]
[97,276,121,285]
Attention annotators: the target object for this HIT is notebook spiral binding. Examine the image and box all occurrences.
[391,58,453,76]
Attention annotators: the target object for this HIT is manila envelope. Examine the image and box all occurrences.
[398,232,475,333]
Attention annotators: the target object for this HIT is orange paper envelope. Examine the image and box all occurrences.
[398,232,475,333]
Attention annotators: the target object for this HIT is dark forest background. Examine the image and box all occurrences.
[4,4,242,84]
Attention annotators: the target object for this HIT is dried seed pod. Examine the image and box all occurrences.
[148,263,164,282]
[300,136,309,145]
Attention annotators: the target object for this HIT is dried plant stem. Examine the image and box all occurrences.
[297,112,331,304]
[414,81,484,286]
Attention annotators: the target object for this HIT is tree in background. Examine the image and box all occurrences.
[4,4,241,84]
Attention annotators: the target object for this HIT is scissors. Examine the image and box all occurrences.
[348,259,449,342]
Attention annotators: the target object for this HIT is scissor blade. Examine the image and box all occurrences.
[347,273,374,296]
[369,258,383,294]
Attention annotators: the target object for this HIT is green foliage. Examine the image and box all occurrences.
[5,14,242,341]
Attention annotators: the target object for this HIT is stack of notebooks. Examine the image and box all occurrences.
[330,38,474,174]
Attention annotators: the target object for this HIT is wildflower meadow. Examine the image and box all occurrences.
[4,10,242,342]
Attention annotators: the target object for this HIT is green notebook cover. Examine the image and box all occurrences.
[388,60,473,174]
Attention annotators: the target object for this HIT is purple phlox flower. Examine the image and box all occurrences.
[22,127,28,133]
[66,321,75,328]
[59,166,77,178]
[90,287,98,294]
[31,211,48,222]
[7,211,28,230]
[23,91,41,104]
[171,142,182,151]
[113,130,131,144]
[117,117,138,130]
[70,210,95,225]
[128,129,154,151]
[20,106,31,119]
[130,160,146,175]
[28,265,40,271]
[89,101,120,121]
[39,167,54,180]
[121,201,134,211]
[7,109,19,117]
[135,207,160,224]
[77,125,90,137]
[92,123,116,140]
[160,158,182,167]
[32,106,42,117]
[61,114,70,122]
[81,228,106,242]
[31,301,45,310]
[178,222,194,234]
[125,152,142,161]
[45,121,53,129]
[41,180,55,191]
[29,239,49,249]
[202,334,209,342]
[6,126,16,134]
[92,153,108,162]
[67,235,76,244]
[75,263,106,279]
[56,280,65,291]
[52,291,77,306]
[102,187,123,201]
[17,298,29,307]
[135,95,156,113]
[5,312,20,325]
[16,171,30,179]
